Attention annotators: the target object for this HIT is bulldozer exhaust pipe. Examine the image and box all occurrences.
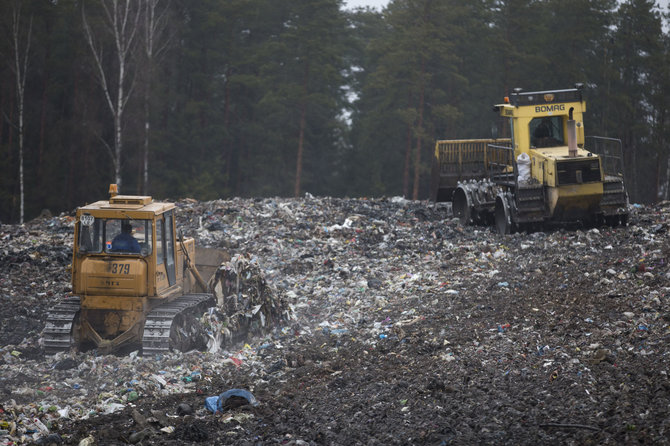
[567,108,577,157]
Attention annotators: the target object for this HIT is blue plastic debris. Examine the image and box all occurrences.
[322,327,349,335]
[205,396,219,413]
[205,388,260,413]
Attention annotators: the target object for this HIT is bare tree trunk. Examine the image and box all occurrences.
[37,19,51,196]
[295,103,307,197]
[412,59,426,201]
[8,97,14,169]
[294,62,309,197]
[142,2,153,195]
[631,142,637,201]
[0,87,4,142]
[402,91,412,198]
[223,67,232,190]
[83,0,140,190]
[655,153,660,200]
[140,0,170,195]
[10,3,32,224]
[403,123,411,198]
[68,69,81,209]
[141,84,150,194]
[38,72,48,182]
[657,107,667,201]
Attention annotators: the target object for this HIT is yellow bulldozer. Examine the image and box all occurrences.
[42,185,227,355]
[431,85,628,233]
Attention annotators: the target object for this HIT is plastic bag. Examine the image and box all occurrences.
[517,153,530,183]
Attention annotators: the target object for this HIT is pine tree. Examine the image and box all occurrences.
[257,0,349,197]
[608,0,664,202]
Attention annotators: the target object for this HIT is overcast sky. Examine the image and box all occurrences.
[343,0,670,15]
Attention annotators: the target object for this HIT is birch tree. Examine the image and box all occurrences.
[139,0,170,195]
[9,1,32,224]
[82,0,140,189]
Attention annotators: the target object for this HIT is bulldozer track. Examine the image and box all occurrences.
[43,296,81,354]
[142,293,214,356]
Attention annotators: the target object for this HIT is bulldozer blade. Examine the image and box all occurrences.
[195,247,229,284]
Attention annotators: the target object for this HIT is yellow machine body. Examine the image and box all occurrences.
[495,92,602,218]
[65,188,215,352]
[433,86,628,232]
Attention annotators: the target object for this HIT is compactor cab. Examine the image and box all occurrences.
[433,85,628,233]
[43,185,227,355]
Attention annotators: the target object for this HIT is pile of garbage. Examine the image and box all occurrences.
[204,253,295,352]
[0,197,669,445]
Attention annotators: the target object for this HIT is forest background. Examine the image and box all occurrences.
[0,0,668,223]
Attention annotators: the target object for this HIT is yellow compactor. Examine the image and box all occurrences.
[42,185,226,355]
[431,85,628,234]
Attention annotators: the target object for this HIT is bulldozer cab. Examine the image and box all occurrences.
[73,186,182,297]
[495,87,587,158]
[44,185,228,355]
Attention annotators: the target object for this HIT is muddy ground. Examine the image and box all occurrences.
[1,197,669,445]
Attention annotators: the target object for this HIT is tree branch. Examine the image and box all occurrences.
[94,131,116,166]
[82,5,115,116]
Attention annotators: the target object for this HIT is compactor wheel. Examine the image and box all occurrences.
[452,188,471,225]
[495,195,514,235]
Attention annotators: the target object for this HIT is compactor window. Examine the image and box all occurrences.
[78,217,153,256]
[530,116,564,148]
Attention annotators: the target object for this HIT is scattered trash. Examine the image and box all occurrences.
[205,388,259,414]
[128,428,152,444]
[1,196,668,444]
[176,403,193,416]
[205,254,295,352]
[367,278,383,289]
[53,358,78,371]
[322,326,349,336]
[77,436,95,446]
[36,433,62,445]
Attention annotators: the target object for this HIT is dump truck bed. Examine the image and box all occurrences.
[431,138,512,202]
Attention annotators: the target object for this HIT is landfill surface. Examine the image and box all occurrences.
[1,196,669,445]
